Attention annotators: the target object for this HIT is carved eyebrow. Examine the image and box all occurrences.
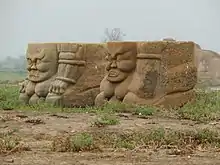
[105,55,111,60]
[117,52,134,60]
[37,50,46,59]
[111,51,125,59]
[26,52,45,62]
[115,49,132,56]
[107,49,133,59]
[115,52,124,56]
[26,58,32,62]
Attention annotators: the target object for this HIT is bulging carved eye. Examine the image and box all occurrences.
[105,55,112,61]
[27,58,32,64]
[36,59,41,64]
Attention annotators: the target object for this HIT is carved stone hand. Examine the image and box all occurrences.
[19,79,29,93]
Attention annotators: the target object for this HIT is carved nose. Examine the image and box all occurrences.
[110,61,117,68]
[30,64,37,70]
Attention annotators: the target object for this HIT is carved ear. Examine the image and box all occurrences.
[75,45,84,59]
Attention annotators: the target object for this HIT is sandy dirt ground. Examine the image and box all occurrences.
[0,110,220,165]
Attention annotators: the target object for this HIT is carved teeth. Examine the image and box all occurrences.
[108,70,119,77]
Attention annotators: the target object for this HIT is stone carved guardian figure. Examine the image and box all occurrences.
[95,42,137,106]
[45,43,86,105]
[96,41,197,109]
[19,43,58,104]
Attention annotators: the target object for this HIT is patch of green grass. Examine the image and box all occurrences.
[0,84,95,112]
[0,135,20,154]
[51,133,98,152]
[92,114,120,127]
[0,85,21,110]
[0,71,26,82]
[97,127,220,150]
[0,131,30,154]
[0,84,59,111]
[195,128,220,145]
[1,82,220,124]
[0,84,133,114]
[178,90,220,122]
[134,105,157,116]
[69,133,95,152]
[51,127,220,153]
[116,140,135,149]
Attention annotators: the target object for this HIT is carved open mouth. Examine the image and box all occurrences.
[108,70,119,77]
[29,74,38,78]
[29,70,39,78]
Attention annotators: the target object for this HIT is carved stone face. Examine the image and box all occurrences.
[106,42,137,82]
[27,48,58,82]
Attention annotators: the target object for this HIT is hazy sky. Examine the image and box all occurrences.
[0,0,219,58]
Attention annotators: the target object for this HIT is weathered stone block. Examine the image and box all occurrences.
[45,43,107,107]
[95,41,197,109]
[19,42,107,107]
[19,43,59,104]
[195,46,220,87]
[20,41,198,109]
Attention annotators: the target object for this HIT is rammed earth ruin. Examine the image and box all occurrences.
[18,40,219,109]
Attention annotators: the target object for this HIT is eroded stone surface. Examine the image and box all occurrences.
[95,41,197,109]
[95,42,137,106]
[19,42,107,107]
[20,41,198,109]
[45,43,107,107]
[195,45,220,87]
[19,43,58,104]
